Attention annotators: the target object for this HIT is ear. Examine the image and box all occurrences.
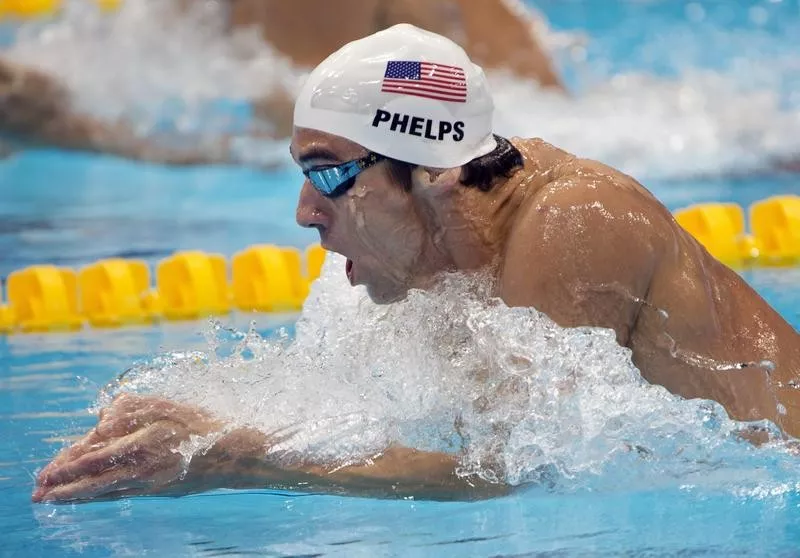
[411,166,462,199]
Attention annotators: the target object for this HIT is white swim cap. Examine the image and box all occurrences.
[293,23,497,168]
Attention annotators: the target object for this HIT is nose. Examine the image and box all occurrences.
[296,180,331,231]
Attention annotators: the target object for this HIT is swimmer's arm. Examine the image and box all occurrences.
[0,57,244,166]
[380,0,564,90]
[453,0,564,90]
[35,110,285,168]
[32,395,505,503]
[499,174,665,341]
[38,114,239,166]
[183,427,505,501]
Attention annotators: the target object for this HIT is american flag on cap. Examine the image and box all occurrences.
[381,61,467,103]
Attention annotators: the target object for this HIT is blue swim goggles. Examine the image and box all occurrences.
[303,152,385,198]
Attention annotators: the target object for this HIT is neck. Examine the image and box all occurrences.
[415,169,536,275]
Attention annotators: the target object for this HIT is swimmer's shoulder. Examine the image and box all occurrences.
[510,137,673,225]
[509,136,656,195]
[509,137,632,195]
[506,138,678,265]
[509,136,575,177]
[500,140,666,323]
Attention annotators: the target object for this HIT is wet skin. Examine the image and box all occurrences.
[292,128,800,436]
[32,128,800,504]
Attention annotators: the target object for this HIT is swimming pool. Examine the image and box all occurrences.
[3,1,800,556]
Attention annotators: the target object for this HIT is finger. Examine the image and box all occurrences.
[96,408,145,439]
[41,421,188,489]
[35,447,184,504]
[111,392,161,412]
[37,402,143,483]
[52,428,105,465]
[108,395,215,431]
[38,428,153,488]
[33,465,153,503]
[37,428,107,484]
[95,394,176,438]
[37,396,190,488]
[104,393,166,418]
[42,400,128,468]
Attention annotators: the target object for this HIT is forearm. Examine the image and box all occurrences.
[42,116,237,166]
[32,394,509,503]
[183,427,507,501]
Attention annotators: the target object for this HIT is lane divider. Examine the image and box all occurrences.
[2,194,799,335]
[0,244,326,335]
[0,0,118,20]
[675,195,800,268]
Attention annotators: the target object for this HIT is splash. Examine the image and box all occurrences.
[4,0,799,177]
[105,253,797,495]
[4,0,302,165]
[7,0,303,120]
[490,68,800,180]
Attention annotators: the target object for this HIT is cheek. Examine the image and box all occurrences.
[347,192,425,267]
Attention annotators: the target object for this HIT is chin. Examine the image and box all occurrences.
[365,283,408,305]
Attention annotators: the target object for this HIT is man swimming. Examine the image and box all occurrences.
[227,0,564,90]
[0,58,240,165]
[32,24,800,504]
[2,0,562,159]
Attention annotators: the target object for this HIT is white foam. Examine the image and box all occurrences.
[5,0,302,166]
[10,0,797,494]
[491,70,800,179]
[5,0,799,177]
[108,254,795,494]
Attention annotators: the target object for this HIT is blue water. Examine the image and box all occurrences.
[538,0,800,99]
[3,1,800,556]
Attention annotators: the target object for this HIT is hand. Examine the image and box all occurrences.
[32,393,223,503]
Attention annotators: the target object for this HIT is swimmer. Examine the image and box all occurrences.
[237,0,564,137]
[227,0,564,89]
[0,57,241,165]
[32,25,800,504]
[1,0,562,159]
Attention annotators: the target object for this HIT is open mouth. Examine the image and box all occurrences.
[345,258,354,285]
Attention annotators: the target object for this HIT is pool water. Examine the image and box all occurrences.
[3,1,800,556]
[3,157,799,557]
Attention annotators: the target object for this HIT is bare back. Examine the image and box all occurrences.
[499,138,800,437]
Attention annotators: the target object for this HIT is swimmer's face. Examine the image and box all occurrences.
[291,128,432,303]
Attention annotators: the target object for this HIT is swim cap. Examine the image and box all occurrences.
[293,23,497,168]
